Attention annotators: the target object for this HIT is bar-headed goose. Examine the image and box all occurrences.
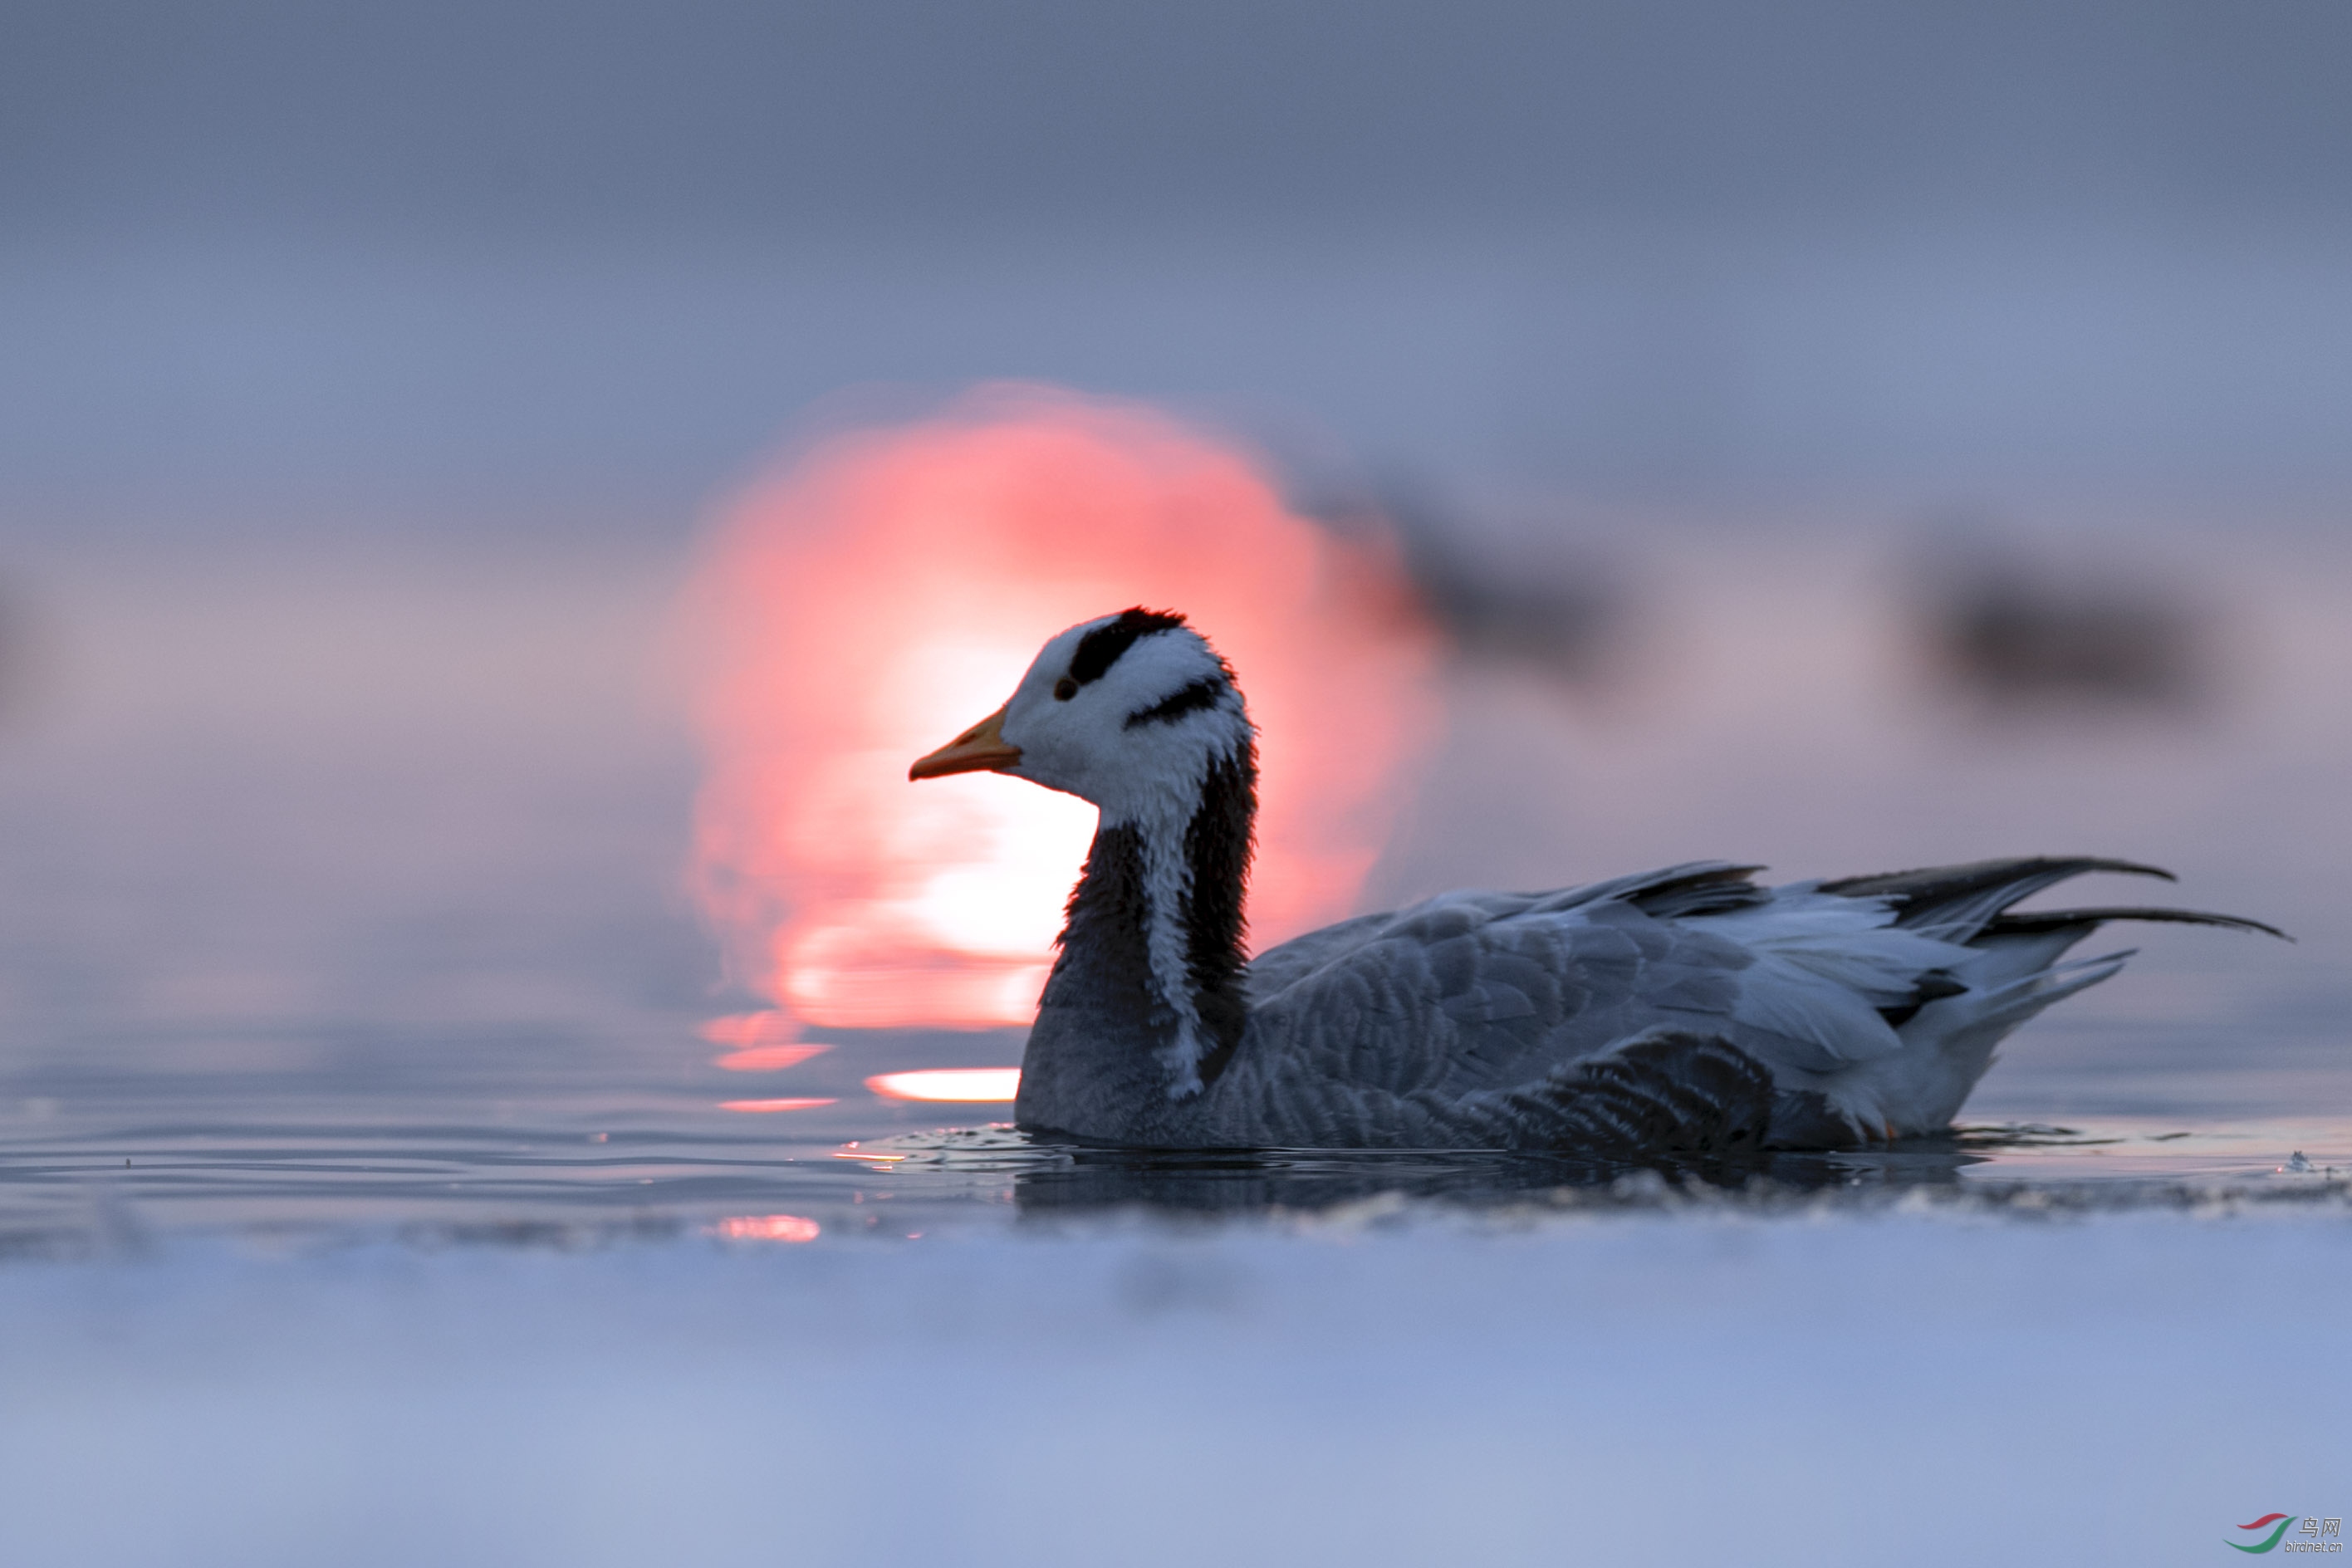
[910,608,2280,1152]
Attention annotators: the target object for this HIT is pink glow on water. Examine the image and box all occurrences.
[709,1214,821,1242]
[713,1044,830,1072]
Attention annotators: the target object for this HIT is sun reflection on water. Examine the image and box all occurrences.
[866,1068,1022,1103]
[708,1214,821,1242]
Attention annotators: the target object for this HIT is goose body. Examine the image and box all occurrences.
[910,609,2277,1153]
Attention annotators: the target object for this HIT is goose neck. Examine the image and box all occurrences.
[1063,742,1257,1098]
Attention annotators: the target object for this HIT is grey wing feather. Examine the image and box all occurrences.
[1247,891,1531,1000]
[1237,874,1769,1143]
[1438,1028,1774,1154]
[1246,860,1760,1006]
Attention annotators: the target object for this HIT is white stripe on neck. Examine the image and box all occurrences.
[1101,746,1227,1100]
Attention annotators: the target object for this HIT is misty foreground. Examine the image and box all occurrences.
[2,1200,2345,1568]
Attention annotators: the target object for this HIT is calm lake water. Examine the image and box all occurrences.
[2,520,2345,1253]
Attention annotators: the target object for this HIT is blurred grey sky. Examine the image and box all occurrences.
[4,0,2349,527]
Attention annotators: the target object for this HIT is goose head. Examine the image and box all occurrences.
[911,607,1260,1104]
[909,608,1254,826]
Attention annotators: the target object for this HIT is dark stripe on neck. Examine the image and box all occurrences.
[1070,607,1188,685]
[1180,741,1257,1090]
[1124,677,1226,729]
[1049,824,1157,1014]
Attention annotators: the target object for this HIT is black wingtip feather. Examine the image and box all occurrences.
[1819,855,2176,899]
[1986,906,2292,942]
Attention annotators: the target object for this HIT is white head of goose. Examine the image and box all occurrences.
[911,607,2283,1154]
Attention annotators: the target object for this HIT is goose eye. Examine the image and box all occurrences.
[1053,678,1079,701]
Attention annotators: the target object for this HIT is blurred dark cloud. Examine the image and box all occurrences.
[3,0,2349,522]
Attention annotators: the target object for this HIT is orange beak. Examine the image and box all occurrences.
[909,705,1022,781]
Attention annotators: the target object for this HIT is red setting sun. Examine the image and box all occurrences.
[684,384,1436,1033]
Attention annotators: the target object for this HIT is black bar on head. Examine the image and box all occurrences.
[1070,607,1188,685]
[1125,677,1227,729]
